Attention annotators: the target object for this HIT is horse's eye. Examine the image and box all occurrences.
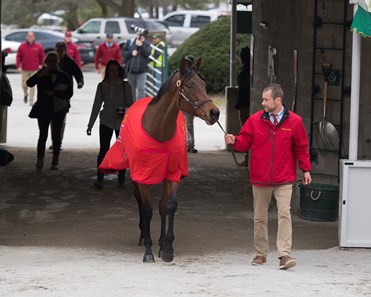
[185,82,193,88]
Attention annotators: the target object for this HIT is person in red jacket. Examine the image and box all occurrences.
[225,83,312,270]
[16,31,45,105]
[64,31,82,69]
[94,33,122,79]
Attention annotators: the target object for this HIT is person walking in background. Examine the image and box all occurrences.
[48,41,84,150]
[235,46,251,167]
[87,60,133,189]
[148,33,166,92]
[123,29,151,101]
[16,31,45,105]
[224,83,312,270]
[95,33,122,79]
[27,52,73,171]
[64,31,82,69]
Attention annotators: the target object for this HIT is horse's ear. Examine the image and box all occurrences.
[179,57,193,74]
[193,57,202,72]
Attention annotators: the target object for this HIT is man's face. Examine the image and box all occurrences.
[152,37,160,44]
[26,32,35,43]
[64,36,71,43]
[261,89,281,113]
[106,37,113,43]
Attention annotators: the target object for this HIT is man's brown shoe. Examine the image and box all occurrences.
[251,255,267,266]
[279,256,296,270]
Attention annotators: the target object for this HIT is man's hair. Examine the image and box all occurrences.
[264,83,284,100]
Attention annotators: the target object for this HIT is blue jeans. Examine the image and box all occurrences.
[127,72,147,101]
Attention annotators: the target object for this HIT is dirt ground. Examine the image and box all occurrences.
[1,148,370,297]
[0,147,338,252]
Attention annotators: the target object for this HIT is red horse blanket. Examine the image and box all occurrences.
[99,97,188,184]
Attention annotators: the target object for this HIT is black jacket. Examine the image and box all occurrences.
[123,37,151,75]
[27,69,73,116]
[235,64,250,109]
[59,54,84,92]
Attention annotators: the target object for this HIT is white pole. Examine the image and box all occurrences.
[230,0,237,86]
[349,4,361,160]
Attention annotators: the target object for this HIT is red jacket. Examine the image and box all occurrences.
[16,41,45,71]
[94,42,122,69]
[66,41,82,69]
[233,107,311,186]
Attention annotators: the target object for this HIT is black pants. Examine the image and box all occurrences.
[37,111,66,158]
[97,124,126,182]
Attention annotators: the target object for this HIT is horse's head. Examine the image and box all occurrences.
[177,56,220,125]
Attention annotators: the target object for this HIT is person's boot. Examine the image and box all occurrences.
[94,179,103,190]
[50,155,59,170]
[36,156,44,171]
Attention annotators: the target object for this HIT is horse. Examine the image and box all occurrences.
[99,56,220,263]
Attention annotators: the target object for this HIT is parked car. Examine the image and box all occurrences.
[161,10,228,46]
[2,29,95,65]
[143,19,173,46]
[1,40,20,68]
[73,17,172,47]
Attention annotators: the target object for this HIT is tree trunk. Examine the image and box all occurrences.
[65,1,79,30]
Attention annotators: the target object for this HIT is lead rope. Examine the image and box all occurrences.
[216,121,239,168]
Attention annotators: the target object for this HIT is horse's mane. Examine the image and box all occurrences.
[148,67,195,105]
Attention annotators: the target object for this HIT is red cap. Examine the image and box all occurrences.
[65,31,72,37]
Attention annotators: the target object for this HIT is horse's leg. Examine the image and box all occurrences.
[160,181,179,263]
[158,183,169,258]
[133,181,144,246]
[137,184,155,263]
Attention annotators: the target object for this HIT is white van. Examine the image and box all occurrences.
[161,10,228,46]
[73,17,172,47]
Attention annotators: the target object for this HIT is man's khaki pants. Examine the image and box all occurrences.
[21,70,37,104]
[252,184,293,259]
[99,65,106,80]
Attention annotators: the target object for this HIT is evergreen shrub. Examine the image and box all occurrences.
[168,16,251,93]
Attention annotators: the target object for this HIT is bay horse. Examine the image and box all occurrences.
[99,56,220,263]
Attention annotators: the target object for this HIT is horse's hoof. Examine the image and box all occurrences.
[143,254,155,263]
[138,237,144,246]
[161,252,174,263]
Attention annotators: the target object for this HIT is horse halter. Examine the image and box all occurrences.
[176,79,212,120]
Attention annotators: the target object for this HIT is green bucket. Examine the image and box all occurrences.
[299,183,339,222]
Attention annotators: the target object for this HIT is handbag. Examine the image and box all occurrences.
[28,103,41,118]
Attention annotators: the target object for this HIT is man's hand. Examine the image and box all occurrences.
[135,37,143,47]
[224,134,236,145]
[132,49,138,57]
[86,128,91,136]
[77,82,84,89]
[302,171,312,185]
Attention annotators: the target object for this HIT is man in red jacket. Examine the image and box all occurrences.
[64,31,82,69]
[94,32,122,79]
[16,31,45,105]
[225,83,312,270]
